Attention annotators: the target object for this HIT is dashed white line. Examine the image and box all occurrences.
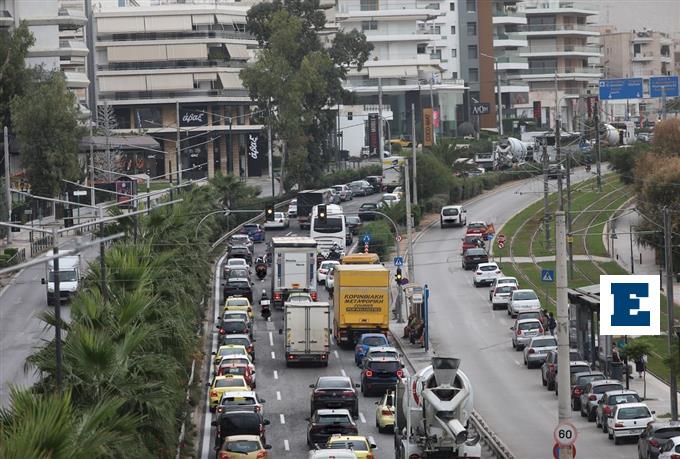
[276,391,282,400]
[271,351,276,359]
[359,412,366,424]
[514,360,521,366]
[269,331,273,346]
[274,370,279,380]
[280,414,286,424]
[285,231,293,236]
[341,368,347,377]
[284,439,290,451]
[334,350,339,358]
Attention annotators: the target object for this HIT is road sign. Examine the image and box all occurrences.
[599,78,643,100]
[554,421,577,446]
[73,190,88,196]
[394,256,404,267]
[400,278,409,286]
[553,443,576,459]
[498,241,505,249]
[498,234,506,243]
[395,235,402,242]
[541,269,555,283]
[650,75,679,98]
[471,102,491,116]
[362,234,371,244]
[364,243,369,254]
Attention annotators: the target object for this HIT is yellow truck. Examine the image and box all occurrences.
[333,264,390,347]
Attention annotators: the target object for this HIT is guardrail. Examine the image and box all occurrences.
[469,410,515,459]
[30,234,54,258]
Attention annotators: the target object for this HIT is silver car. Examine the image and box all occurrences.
[511,318,544,350]
[523,335,557,368]
[580,379,625,422]
[332,184,352,201]
[491,284,517,310]
[508,289,542,317]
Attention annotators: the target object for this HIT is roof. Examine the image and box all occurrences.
[221,434,262,442]
[335,264,388,272]
[79,135,160,152]
[271,236,318,247]
[219,391,257,399]
[316,408,352,415]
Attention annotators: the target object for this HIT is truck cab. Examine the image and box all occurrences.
[41,252,81,304]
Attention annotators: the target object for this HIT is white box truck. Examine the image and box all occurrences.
[283,300,331,366]
[41,251,82,304]
[271,237,318,309]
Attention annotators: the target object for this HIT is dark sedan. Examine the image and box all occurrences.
[228,245,252,265]
[638,420,680,459]
[223,278,253,302]
[461,248,489,270]
[358,203,379,221]
[306,409,357,447]
[310,376,359,417]
[345,215,362,235]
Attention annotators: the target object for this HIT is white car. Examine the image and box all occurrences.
[607,402,655,444]
[308,450,358,459]
[491,284,517,310]
[332,184,352,201]
[658,436,680,458]
[217,390,265,414]
[393,186,403,199]
[287,292,313,303]
[489,276,519,301]
[287,199,298,218]
[440,205,467,228]
[523,335,557,368]
[508,289,541,317]
[472,262,502,287]
[511,318,544,350]
[325,267,336,293]
[318,260,340,284]
[264,211,289,229]
[225,258,249,274]
[381,193,400,207]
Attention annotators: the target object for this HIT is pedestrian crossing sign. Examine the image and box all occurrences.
[541,269,555,283]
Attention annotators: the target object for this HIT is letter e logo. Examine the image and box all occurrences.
[600,275,660,336]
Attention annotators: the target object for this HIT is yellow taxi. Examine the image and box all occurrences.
[209,375,251,411]
[224,296,253,320]
[217,434,271,458]
[213,345,252,367]
[326,435,377,459]
[374,390,395,432]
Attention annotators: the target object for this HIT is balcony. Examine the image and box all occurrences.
[96,29,253,44]
[336,0,442,21]
[499,82,529,93]
[493,32,528,48]
[97,59,247,72]
[521,1,598,16]
[64,71,90,89]
[518,66,601,81]
[496,55,529,70]
[0,10,13,28]
[492,9,527,25]
[364,31,442,43]
[98,88,250,103]
[519,44,600,58]
[632,52,655,62]
[519,24,598,37]
[344,77,465,93]
[29,40,89,59]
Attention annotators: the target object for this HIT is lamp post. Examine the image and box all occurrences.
[480,53,503,136]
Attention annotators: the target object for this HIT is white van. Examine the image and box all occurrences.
[440,205,467,228]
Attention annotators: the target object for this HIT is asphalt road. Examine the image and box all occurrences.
[199,192,400,459]
[413,168,638,458]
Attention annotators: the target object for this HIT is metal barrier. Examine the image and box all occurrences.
[469,410,515,459]
[30,235,54,258]
[7,248,26,266]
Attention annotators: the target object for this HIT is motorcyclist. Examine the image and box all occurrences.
[261,289,268,301]
[328,243,341,261]
[260,290,271,320]
[255,258,267,279]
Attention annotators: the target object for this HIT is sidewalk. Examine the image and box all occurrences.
[244,175,281,198]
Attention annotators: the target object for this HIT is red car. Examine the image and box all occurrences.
[461,233,485,254]
[216,363,255,388]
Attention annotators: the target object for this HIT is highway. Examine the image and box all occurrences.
[199,193,399,459]
[413,168,638,458]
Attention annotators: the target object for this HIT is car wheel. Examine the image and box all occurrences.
[602,422,608,434]
[361,385,366,396]
[608,430,613,440]
[588,408,596,422]
[542,374,547,386]
[580,405,587,417]
[614,436,621,445]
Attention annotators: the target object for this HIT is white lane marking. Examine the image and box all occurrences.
[269,331,274,346]
[359,412,366,424]
[271,351,276,359]
[514,360,521,366]
[280,414,286,424]
[285,231,293,236]
[334,350,339,358]
[276,391,282,400]
[341,368,347,377]
[284,439,290,451]
[274,370,279,380]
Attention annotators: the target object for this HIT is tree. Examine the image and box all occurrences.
[10,71,83,197]
[651,118,680,156]
[0,22,34,126]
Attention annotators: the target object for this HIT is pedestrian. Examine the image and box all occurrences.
[612,345,621,363]
[403,313,417,339]
[635,355,646,378]
[547,312,557,336]
[410,318,424,345]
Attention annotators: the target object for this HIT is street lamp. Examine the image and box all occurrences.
[480,52,503,136]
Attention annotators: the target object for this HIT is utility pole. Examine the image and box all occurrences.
[378,77,384,159]
[556,118,564,212]
[98,205,107,300]
[51,227,63,392]
[662,86,667,120]
[495,58,503,136]
[89,124,95,207]
[542,140,551,250]
[175,101,181,185]
[411,104,418,206]
[85,0,97,119]
[429,75,437,146]
[664,207,678,420]
[566,142,573,280]
[594,101,602,192]
[4,126,11,244]
[556,212,572,459]
[268,101,274,197]
[404,158,415,282]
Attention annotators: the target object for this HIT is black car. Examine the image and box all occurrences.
[228,245,253,265]
[212,409,270,451]
[223,278,253,302]
[365,176,383,192]
[569,371,605,411]
[638,421,680,459]
[345,230,353,246]
[218,318,251,336]
[461,248,489,270]
[345,215,362,235]
[358,203,379,221]
[360,356,404,396]
[306,409,358,446]
[310,376,359,417]
[554,361,591,395]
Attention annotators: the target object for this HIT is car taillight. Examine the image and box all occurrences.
[670,454,680,459]
[396,369,404,378]
[573,388,582,396]
[219,328,225,334]
[589,394,597,401]
[549,364,555,370]
[256,452,267,459]
[243,328,249,334]
[615,422,624,428]
[342,391,355,397]
[248,345,253,353]
[495,270,501,274]
[218,452,230,459]
[367,455,374,459]
[527,348,535,354]
[603,406,612,416]
[210,390,218,397]
[475,271,482,275]
[516,329,522,336]
[274,292,282,300]
[311,291,318,301]
[247,307,252,313]
[538,328,544,334]
[365,370,374,377]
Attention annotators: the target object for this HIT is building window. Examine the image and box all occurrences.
[449,2,455,11]
[451,48,457,58]
[468,45,478,59]
[469,68,479,82]
[417,44,427,54]
[450,25,456,34]
[360,0,379,11]
[434,25,441,34]
[467,22,477,36]
[361,20,378,31]
[466,0,476,12]
[118,0,126,6]
[452,72,458,78]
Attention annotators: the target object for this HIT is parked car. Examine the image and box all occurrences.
[310,376,360,417]
[208,375,251,411]
[325,268,336,293]
[547,164,566,180]
[225,257,250,276]
[219,330,253,352]
[358,202,379,221]
[580,379,625,421]
[212,410,270,450]
[659,436,680,459]
[638,421,680,459]
[354,333,389,366]
[553,361,592,396]
[607,402,655,444]
[349,180,372,197]
[461,248,488,270]
[217,434,271,459]
[461,233,485,255]
[227,245,253,265]
[308,449,358,459]
[466,221,490,237]
[264,212,289,229]
[523,335,558,368]
[491,284,518,310]
[228,234,254,253]
[329,188,342,204]
[360,356,404,396]
[541,353,588,391]
[218,318,251,339]
[570,371,606,411]
[241,223,265,243]
[345,215,362,235]
[380,193,400,208]
[516,309,548,325]
[511,318,544,350]
[365,176,382,192]
[332,184,352,201]
[375,390,395,433]
[306,409,358,447]
[508,289,541,317]
[287,199,298,218]
[318,260,340,284]
[392,186,403,199]
[489,276,519,301]
[223,278,254,303]
[440,205,467,228]
[596,390,641,432]
[225,267,250,283]
[215,362,256,388]
[473,262,502,287]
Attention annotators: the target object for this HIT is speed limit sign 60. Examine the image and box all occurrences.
[554,421,577,446]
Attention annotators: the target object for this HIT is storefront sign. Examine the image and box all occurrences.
[368,113,379,154]
[179,106,208,127]
[246,133,267,177]
[423,108,433,147]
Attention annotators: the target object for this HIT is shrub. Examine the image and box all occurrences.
[360,220,394,260]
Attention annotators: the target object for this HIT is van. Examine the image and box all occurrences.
[341,253,380,265]
[440,205,467,228]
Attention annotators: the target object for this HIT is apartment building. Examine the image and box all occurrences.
[94,2,265,181]
[335,0,465,144]
[514,0,601,130]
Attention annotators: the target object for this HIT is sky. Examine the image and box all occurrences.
[585,0,680,35]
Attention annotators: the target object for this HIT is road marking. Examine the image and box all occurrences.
[271,351,276,359]
[341,368,347,377]
[286,231,293,236]
[276,391,281,400]
[280,414,286,424]
[514,360,521,366]
[359,412,366,424]
[334,350,339,358]
[283,439,290,451]
[274,370,279,380]
[269,331,274,346]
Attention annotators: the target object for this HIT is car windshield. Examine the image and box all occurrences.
[328,441,368,451]
[518,322,541,331]
[532,338,557,347]
[223,322,247,332]
[466,249,486,256]
[346,216,360,225]
[368,351,398,359]
[222,396,256,406]
[317,378,351,389]
[442,208,459,216]
[569,351,582,361]
[218,413,260,431]
[514,291,538,300]
[496,286,515,294]
[498,278,516,285]
[215,378,245,388]
[219,348,246,357]
[228,259,247,266]
[317,414,352,424]
[48,270,78,282]
[577,374,605,385]
[594,384,623,394]
[363,336,387,347]
[220,367,246,376]
[313,217,343,233]
[224,440,260,453]
[228,281,250,289]
[243,225,259,232]
[479,265,498,272]
[321,262,338,270]
[609,394,640,405]
[228,269,249,279]
[368,361,400,372]
[570,365,590,374]
[468,223,485,230]
[228,298,249,306]
[384,195,396,201]
[464,236,481,244]
[222,358,249,366]
[618,406,651,420]
[654,427,680,439]
[361,204,377,210]
[230,236,249,243]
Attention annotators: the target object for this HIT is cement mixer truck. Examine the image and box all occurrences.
[394,357,482,459]
[493,137,527,169]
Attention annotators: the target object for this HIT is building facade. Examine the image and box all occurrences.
[94,2,266,181]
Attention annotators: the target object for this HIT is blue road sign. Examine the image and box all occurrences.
[362,234,371,244]
[599,78,643,100]
[394,256,404,267]
[541,269,555,283]
[650,76,679,98]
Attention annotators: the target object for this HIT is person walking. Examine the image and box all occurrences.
[547,312,557,336]
[635,355,646,378]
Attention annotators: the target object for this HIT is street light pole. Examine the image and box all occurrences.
[429,75,436,146]
[411,104,418,206]
[495,59,503,136]
[51,226,63,392]
[176,101,181,185]
[378,77,384,159]
[664,207,678,421]
[3,126,11,244]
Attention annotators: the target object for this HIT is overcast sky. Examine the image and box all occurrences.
[583,0,680,35]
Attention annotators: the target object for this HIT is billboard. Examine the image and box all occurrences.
[423,108,433,147]
[367,113,379,154]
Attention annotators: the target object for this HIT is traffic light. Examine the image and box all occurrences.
[318,204,327,223]
[265,204,275,221]
[395,267,402,284]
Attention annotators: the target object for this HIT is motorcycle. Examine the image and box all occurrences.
[585,164,592,172]
[255,262,267,280]
[260,298,271,320]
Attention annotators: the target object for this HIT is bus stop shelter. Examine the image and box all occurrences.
[568,284,601,368]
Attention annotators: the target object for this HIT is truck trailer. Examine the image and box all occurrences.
[283,300,331,366]
[271,237,318,309]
